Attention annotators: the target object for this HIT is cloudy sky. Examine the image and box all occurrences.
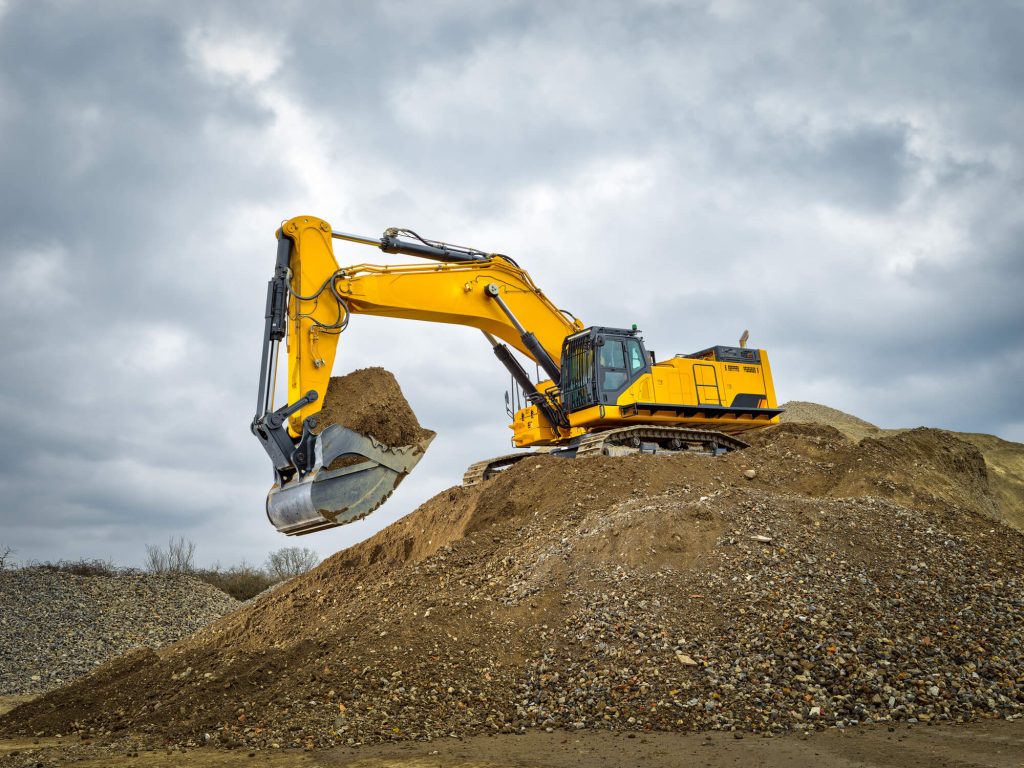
[1,0,1022,567]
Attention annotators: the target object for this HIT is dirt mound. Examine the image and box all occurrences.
[4,424,1021,749]
[956,432,1024,532]
[830,428,997,518]
[778,401,1024,531]
[779,401,880,442]
[313,367,434,448]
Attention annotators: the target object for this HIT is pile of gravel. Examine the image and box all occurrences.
[778,401,881,441]
[0,569,240,695]
[3,423,1021,750]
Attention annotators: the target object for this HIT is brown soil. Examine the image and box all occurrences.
[312,368,434,449]
[1,720,1020,767]
[4,422,1022,752]
[957,433,1024,532]
[780,401,882,442]
[0,699,30,718]
[779,401,1024,531]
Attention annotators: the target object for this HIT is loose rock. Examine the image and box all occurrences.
[0,570,239,696]
[2,422,1022,749]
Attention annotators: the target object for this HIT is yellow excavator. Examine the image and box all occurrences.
[252,215,781,535]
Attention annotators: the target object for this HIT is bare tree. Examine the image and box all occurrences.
[144,544,168,573]
[266,546,319,580]
[145,537,196,573]
[0,544,13,571]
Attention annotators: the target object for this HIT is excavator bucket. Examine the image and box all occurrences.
[266,425,434,536]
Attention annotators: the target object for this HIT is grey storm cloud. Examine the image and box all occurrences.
[0,0,1022,566]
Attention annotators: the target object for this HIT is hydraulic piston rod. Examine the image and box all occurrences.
[485,284,561,382]
[482,331,565,428]
[332,228,490,263]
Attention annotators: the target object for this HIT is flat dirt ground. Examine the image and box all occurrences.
[4,699,1021,768]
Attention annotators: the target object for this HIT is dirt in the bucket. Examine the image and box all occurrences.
[312,367,435,449]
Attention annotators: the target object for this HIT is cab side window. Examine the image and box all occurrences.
[627,339,645,374]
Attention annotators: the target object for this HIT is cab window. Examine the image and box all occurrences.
[599,339,627,392]
[599,339,625,369]
[627,339,645,373]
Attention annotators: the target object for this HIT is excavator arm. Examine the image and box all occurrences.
[252,215,582,535]
[278,215,580,437]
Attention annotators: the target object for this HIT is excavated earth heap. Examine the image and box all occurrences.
[313,367,434,448]
[780,400,1024,532]
[3,424,1023,750]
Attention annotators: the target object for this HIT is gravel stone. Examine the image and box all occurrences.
[0,569,239,695]
[2,422,1022,750]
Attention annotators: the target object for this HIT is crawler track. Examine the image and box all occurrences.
[463,426,748,485]
[575,425,749,458]
[462,452,536,486]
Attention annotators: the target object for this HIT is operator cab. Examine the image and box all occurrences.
[560,326,651,412]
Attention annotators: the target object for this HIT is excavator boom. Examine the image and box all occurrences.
[278,217,579,438]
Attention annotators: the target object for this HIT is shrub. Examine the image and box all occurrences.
[30,558,121,577]
[266,546,320,580]
[194,562,276,601]
[131,540,319,599]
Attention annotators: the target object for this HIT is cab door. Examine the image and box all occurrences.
[598,338,629,403]
[599,336,650,404]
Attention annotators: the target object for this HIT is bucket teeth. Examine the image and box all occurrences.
[266,425,434,536]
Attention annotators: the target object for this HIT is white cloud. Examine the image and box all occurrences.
[122,324,189,373]
[186,27,282,86]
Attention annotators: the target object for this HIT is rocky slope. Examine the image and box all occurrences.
[0,570,239,696]
[3,423,1021,749]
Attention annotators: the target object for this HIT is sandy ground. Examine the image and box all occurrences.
[3,699,1020,768]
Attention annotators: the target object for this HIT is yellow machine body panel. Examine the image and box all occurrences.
[567,352,777,432]
[510,348,779,447]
